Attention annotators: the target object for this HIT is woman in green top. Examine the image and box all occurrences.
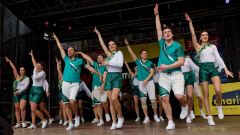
[5,57,30,128]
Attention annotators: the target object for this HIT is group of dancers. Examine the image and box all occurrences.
[5,4,234,131]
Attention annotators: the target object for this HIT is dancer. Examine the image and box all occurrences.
[27,50,48,129]
[185,13,234,125]
[53,33,101,130]
[124,38,160,123]
[124,62,140,122]
[5,57,30,128]
[154,4,188,129]
[93,27,124,129]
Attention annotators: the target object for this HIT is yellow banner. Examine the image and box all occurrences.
[194,82,240,115]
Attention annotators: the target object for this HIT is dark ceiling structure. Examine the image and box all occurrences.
[1,0,240,41]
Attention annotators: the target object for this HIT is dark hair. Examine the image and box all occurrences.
[162,26,173,33]
[38,61,47,72]
[68,46,76,52]
[199,30,209,44]
[140,49,147,54]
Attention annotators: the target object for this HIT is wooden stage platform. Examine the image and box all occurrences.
[14,116,240,135]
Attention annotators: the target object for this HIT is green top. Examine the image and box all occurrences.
[135,58,153,81]
[92,61,106,87]
[157,39,184,73]
[63,56,85,82]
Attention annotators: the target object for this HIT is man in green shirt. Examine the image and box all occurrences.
[154,4,187,130]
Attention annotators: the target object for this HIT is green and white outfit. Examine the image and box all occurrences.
[76,81,91,100]
[62,56,85,103]
[181,57,199,86]
[29,68,46,103]
[153,71,160,96]
[157,39,185,97]
[105,51,123,91]
[91,61,108,106]
[12,76,30,103]
[135,58,155,99]
[197,44,226,82]
[131,77,139,96]
[58,80,68,102]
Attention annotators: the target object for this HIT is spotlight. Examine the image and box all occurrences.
[53,23,57,27]
[68,26,72,30]
[45,21,49,26]
[225,0,230,4]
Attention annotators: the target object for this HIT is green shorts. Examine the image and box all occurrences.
[29,86,44,104]
[199,62,219,83]
[75,91,84,100]
[190,71,197,83]
[105,72,122,91]
[132,86,139,96]
[183,71,194,86]
[154,83,160,96]
[41,92,48,103]
[13,92,28,104]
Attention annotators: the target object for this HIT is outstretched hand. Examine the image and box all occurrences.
[185,13,192,22]
[52,33,58,41]
[93,27,100,34]
[29,50,33,56]
[5,57,10,63]
[225,70,234,78]
[154,4,159,16]
[124,38,129,46]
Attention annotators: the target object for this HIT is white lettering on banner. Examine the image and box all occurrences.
[122,73,131,79]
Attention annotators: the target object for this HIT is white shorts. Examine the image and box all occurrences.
[62,81,80,102]
[92,86,108,105]
[193,82,202,97]
[158,71,185,97]
[138,80,156,100]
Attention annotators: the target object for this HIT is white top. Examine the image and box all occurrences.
[43,80,49,93]
[132,77,139,86]
[153,72,160,83]
[107,51,123,72]
[199,45,226,69]
[79,81,91,97]
[181,57,199,73]
[16,77,30,94]
[32,68,46,87]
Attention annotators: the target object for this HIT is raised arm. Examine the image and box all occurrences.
[124,61,135,78]
[185,13,200,51]
[5,57,19,79]
[55,58,62,80]
[29,50,37,67]
[93,27,111,57]
[77,52,94,65]
[84,64,102,77]
[124,38,137,61]
[154,4,162,41]
[52,33,66,59]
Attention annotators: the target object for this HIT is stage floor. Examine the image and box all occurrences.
[14,116,240,135]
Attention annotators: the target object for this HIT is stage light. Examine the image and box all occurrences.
[225,0,230,4]
[45,21,49,26]
[53,23,57,27]
[68,26,72,30]
[163,24,166,27]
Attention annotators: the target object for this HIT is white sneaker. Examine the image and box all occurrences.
[190,111,195,120]
[48,118,54,124]
[63,121,68,126]
[59,120,63,125]
[159,116,164,121]
[97,120,104,126]
[153,114,160,123]
[135,117,140,122]
[110,122,117,130]
[200,109,207,119]
[91,118,99,124]
[74,116,80,127]
[13,123,21,128]
[81,117,85,123]
[41,120,48,129]
[21,122,27,128]
[27,124,36,129]
[207,116,215,126]
[217,106,224,119]
[143,117,150,124]
[66,122,74,131]
[105,114,111,122]
[116,117,124,129]
[186,116,192,124]
[180,105,188,119]
[166,120,175,130]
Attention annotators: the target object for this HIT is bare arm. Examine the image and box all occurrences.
[77,52,94,65]
[185,13,200,51]
[144,68,154,82]
[93,27,111,57]
[84,64,102,77]
[5,57,19,79]
[53,33,66,59]
[55,58,62,80]
[124,38,137,61]
[124,61,135,78]
[154,4,162,41]
[29,50,37,67]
